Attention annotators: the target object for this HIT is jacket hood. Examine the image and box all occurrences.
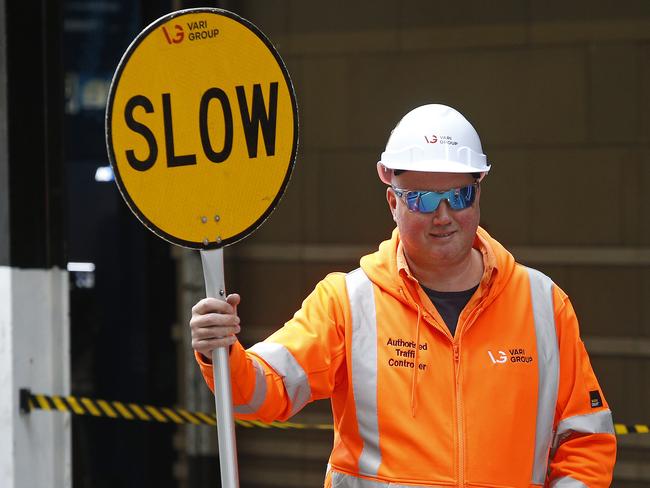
[359,226,517,308]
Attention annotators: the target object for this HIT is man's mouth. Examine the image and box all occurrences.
[430,231,455,238]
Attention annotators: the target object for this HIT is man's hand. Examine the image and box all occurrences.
[190,294,241,358]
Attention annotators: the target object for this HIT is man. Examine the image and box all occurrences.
[190,104,616,487]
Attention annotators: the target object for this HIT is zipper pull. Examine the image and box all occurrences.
[453,344,460,363]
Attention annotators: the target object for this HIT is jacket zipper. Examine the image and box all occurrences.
[453,306,483,487]
[453,342,464,488]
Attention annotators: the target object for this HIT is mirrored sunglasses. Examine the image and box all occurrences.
[391,183,477,213]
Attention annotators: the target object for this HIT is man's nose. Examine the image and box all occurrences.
[431,200,453,225]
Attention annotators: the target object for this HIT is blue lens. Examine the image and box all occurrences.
[404,191,425,211]
[401,184,476,213]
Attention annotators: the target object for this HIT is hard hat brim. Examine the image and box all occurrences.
[378,159,491,174]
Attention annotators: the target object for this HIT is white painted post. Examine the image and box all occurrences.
[0,267,71,488]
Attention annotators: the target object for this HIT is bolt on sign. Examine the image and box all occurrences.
[106,8,298,249]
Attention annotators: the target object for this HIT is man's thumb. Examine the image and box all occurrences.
[226,293,240,313]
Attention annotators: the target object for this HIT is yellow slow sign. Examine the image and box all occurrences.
[106,8,298,249]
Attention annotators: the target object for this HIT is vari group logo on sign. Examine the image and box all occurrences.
[162,19,220,44]
[106,9,298,250]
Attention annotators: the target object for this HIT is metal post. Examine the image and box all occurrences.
[200,248,239,488]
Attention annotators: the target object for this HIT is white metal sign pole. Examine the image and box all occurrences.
[200,248,239,488]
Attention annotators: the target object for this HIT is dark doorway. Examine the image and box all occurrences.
[63,1,179,486]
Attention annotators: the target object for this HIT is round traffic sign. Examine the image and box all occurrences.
[106,8,298,249]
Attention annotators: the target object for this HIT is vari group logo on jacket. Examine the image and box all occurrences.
[487,348,534,365]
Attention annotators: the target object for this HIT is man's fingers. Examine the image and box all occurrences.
[192,335,237,355]
[192,324,240,340]
[191,297,236,315]
[190,312,240,329]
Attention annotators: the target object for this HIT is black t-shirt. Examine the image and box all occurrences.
[421,285,479,337]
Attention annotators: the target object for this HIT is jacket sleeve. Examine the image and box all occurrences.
[547,289,617,487]
[194,273,347,423]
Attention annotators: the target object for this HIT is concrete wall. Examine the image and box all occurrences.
[180,1,650,486]
[0,268,70,488]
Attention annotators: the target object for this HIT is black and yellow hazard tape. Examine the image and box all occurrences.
[18,389,333,430]
[614,424,649,435]
[19,389,647,434]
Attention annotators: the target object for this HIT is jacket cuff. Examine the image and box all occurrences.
[194,341,248,392]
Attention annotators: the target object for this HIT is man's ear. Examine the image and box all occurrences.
[386,187,398,222]
[377,163,392,185]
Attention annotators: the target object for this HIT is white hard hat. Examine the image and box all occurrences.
[379,104,490,174]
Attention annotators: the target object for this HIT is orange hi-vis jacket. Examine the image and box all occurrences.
[196,227,616,487]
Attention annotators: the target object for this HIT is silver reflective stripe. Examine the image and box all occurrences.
[332,471,386,487]
[331,470,447,487]
[233,357,267,414]
[550,475,588,487]
[249,342,311,416]
[526,267,560,486]
[346,268,381,476]
[554,409,615,446]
